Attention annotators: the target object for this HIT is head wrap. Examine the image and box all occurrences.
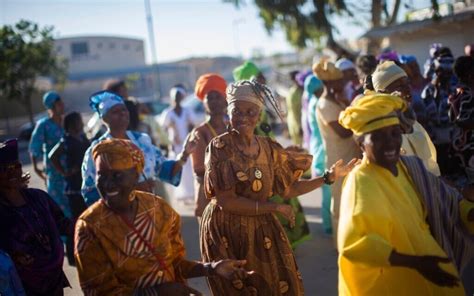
[89,91,125,118]
[399,55,417,64]
[335,58,356,71]
[233,61,261,81]
[0,139,19,165]
[377,50,399,63]
[92,138,144,173]
[371,61,407,92]
[295,70,312,87]
[339,92,406,135]
[430,43,443,58]
[194,73,227,100]
[312,58,343,81]
[169,86,187,101]
[304,74,323,96]
[43,91,61,109]
[434,55,454,70]
[226,80,265,109]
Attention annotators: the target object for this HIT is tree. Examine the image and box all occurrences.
[226,0,439,56]
[0,20,67,125]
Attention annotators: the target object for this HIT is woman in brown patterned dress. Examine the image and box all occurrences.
[200,80,358,295]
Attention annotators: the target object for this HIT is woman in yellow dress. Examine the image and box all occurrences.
[337,92,474,295]
[200,79,358,295]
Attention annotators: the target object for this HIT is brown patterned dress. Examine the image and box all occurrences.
[200,132,312,295]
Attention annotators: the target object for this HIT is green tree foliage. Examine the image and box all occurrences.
[0,20,67,124]
[227,0,439,56]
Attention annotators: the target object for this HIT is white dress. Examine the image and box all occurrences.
[161,107,195,202]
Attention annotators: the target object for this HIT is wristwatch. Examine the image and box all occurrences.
[323,169,335,185]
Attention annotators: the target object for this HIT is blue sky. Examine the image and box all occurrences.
[1,0,434,63]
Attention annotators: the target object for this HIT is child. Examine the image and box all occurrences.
[49,112,90,264]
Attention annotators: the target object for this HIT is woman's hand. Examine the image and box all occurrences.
[412,255,460,287]
[275,204,295,228]
[153,282,202,296]
[213,259,253,280]
[183,131,200,156]
[20,172,31,188]
[389,250,459,287]
[329,158,360,182]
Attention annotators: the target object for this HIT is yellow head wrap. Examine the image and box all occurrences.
[92,138,145,173]
[312,58,343,81]
[226,80,264,109]
[339,92,406,135]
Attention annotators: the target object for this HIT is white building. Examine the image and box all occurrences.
[54,36,146,75]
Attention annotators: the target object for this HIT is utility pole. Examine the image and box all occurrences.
[144,0,161,99]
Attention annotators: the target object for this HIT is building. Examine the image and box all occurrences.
[362,2,474,65]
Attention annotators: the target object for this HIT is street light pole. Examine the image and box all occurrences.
[144,0,161,99]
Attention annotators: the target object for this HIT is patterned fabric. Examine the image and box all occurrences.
[81,131,180,206]
[201,132,311,295]
[29,117,68,217]
[92,138,145,173]
[421,82,456,144]
[0,188,72,295]
[75,191,198,295]
[59,134,90,194]
[89,91,124,118]
[402,156,474,272]
[0,250,25,296]
[449,85,474,185]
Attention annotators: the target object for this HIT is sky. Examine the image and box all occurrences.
[1,0,434,63]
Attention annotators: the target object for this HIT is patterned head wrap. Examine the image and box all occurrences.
[304,74,323,96]
[339,92,406,136]
[89,91,125,118]
[0,139,19,165]
[233,61,260,81]
[312,58,343,81]
[226,79,283,119]
[43,91,61,109]
[430,43,443,58]
[335,58,356,71]
[399,55,417,64]
[92,138,144,173]
[371,61,407,92]
[195,73,227,100]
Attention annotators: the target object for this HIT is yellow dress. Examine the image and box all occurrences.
[338,158,466,295]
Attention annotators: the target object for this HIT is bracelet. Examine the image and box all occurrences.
[323,169,334,185]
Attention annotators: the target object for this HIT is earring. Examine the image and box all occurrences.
[128,190,136,202]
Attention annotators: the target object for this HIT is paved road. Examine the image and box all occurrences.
[19,139,338,296]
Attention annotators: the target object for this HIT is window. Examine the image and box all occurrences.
[136,44,142,52]
[97,42,103,49]
[56,45,62,52]
[109,42,115,49]
[71,42,89,56]
[123,43,130,50]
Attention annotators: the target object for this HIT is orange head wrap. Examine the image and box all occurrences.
[195,73,227,101]
[92,138,145,173]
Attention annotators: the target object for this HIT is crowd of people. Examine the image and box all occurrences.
[0,42,473,296]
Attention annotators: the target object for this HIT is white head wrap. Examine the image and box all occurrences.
[371,61,407,92]
[335,58,356,71]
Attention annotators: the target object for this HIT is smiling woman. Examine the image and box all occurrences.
[75,138,252,295]
[337,93,474,295]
